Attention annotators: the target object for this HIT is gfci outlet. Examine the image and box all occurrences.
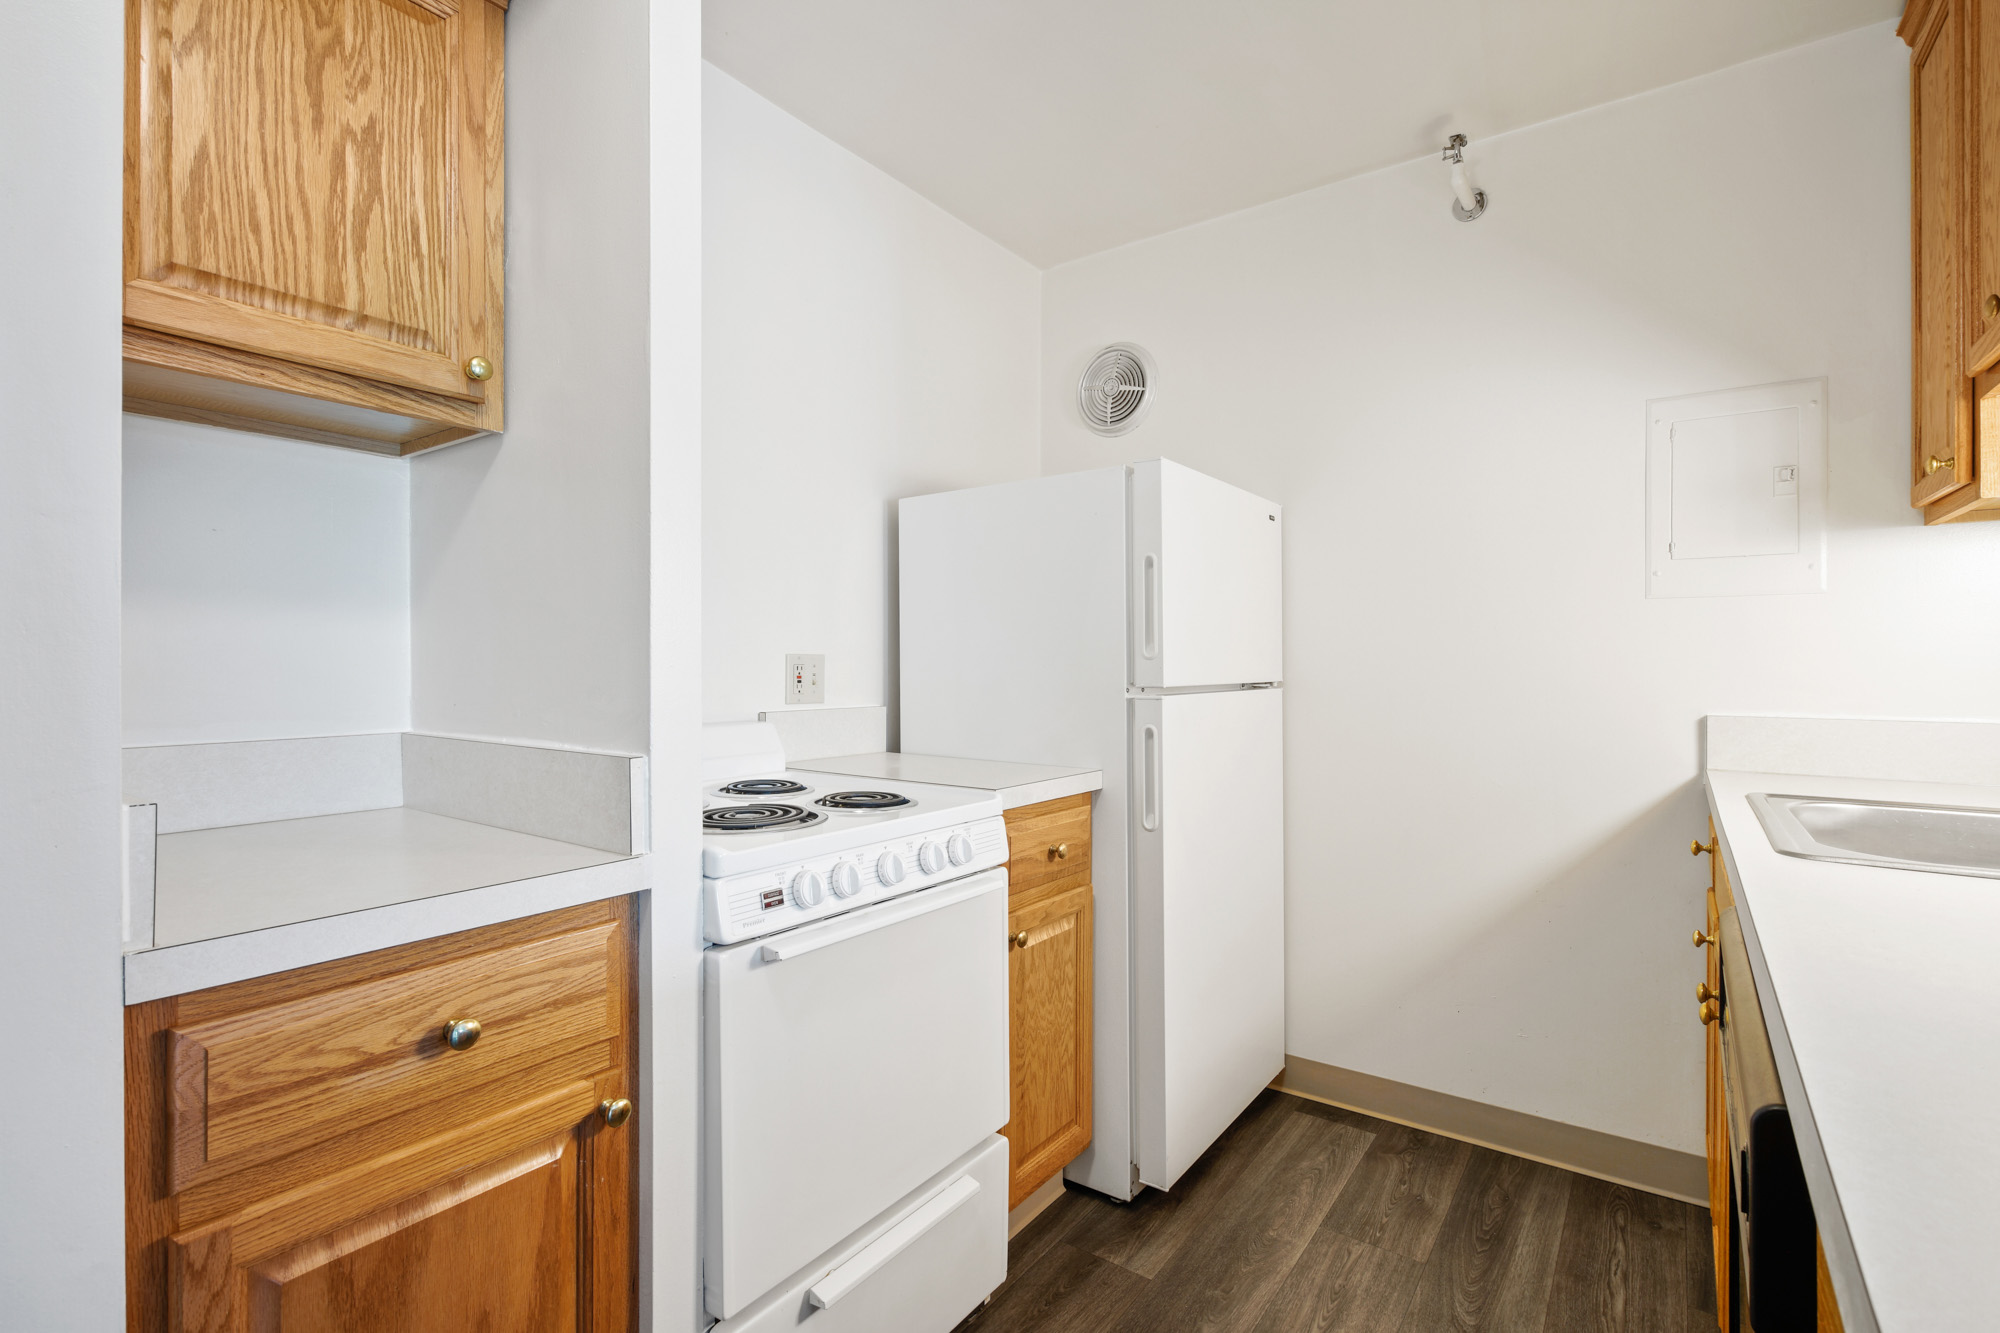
[786,654,825,705]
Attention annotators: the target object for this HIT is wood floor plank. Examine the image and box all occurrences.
[1397,1146,1573,1332]
[953,1240,1149,1333]
[1541,1175,1693,1333]
[969,1096,1714,1333]
[1317,1120,1474,1262]
[1248,1228,1423,1333]
[1106,1107,1375,1333]
[1067,1089,1300,1279]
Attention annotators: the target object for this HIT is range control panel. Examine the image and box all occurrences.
[704,816,1008,945]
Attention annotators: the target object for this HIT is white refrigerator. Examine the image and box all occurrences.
[899,459,1284,1198]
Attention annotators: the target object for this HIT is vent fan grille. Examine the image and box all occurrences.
[1078,343,1156,437]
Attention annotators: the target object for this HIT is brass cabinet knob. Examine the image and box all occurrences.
[1696,982,1715,1004]
[1048,842,1069,861]
[1010,930,1030,949]
[600,1098,634,1128]
[1689,837,1714,857]
[443,1018,482,1051]
[1984,293,1998,319]
[1693,929,1715,949]
[464,355,495,382]
[1927,454,1955,475]
[1700,1000,1722,1026]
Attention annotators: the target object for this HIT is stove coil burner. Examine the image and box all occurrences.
[716,778,809,798]
[701,803,827,832]
[815,790,914,811]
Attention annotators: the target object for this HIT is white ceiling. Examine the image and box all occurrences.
[705,0,1901,267]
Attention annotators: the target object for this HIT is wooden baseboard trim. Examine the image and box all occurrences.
[1274,1055,1707,1206]
[1006,1173,1067,1239]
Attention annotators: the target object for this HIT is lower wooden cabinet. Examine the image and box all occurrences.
[1000,793,1096,1209]
[127,898,636,1332]
[1701,821,1731,1330]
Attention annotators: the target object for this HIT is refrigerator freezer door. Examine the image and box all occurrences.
[1130,687,1286,1190]
[1130,460,1284,690]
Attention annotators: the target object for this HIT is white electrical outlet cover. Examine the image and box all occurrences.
[785,654,826,705]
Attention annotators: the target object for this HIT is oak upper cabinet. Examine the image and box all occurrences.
[127,899,635,1332]
[1001,794,1095,1209]
[123,0,507,456]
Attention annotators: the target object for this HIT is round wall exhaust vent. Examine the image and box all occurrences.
[1077,343,1156,437]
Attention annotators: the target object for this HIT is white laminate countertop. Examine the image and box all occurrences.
[1705,768,2000,1333]
[795,753,1101,809]
[125,806,640,1003]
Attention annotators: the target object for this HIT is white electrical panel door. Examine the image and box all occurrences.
[1645,379,1826,598]
[1131,460,1284,689]
[703,871,1009,1320]
[1130,687,1286,1191]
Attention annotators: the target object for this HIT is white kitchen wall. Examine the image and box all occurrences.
[410,0,656,757]
[1041,22,2000,1156]
[0,3,125,1327]
[703,66,1041,732]
[123,419,411,745]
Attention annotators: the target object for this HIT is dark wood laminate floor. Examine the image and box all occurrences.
[957,1091,1715,1333]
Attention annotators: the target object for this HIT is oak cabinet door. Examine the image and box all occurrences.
[125,0,503,405]
[1912,0,1975,505]
[130,901,635,1333]
[1003,882,1093,1208]
[1968,0,2000,371]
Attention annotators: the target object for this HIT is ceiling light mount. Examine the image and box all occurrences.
[1443,134,1486,221]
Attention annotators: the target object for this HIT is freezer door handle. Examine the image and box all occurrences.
[758,873,1001,962]
[806,1175,982,1309]
[1141,724,1160,831]
[1142,553,1159,660]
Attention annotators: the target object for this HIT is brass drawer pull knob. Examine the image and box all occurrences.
[1696,982,1715,1003]
[1699,999,1721,1026]
[1984,293,1998,319]
[1048,842,1069,861]
[1927,454,1954,475]
[1693,929,1715,949]
[1010,930,1030,949]
[443,1018,482,1051]
[600,1098,634,1128]
[464,355,495,382]
[1689,837,1714,857]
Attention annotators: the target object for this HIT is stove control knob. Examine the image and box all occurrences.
[946,831,973,866]
[791,869,826,908]
[877,849,907,886]
[829,862,862,899]
[918,840,948,875]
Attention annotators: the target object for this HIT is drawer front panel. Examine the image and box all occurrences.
[1004,795,1092,900]
[169,921,621,1190]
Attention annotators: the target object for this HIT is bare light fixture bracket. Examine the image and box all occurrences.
[1443,134,1487,221]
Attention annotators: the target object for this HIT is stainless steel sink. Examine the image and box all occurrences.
[1749,793,2000,879]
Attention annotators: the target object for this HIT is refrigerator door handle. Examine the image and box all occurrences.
[1141,724,1160,830]
[1142,553,1159,661]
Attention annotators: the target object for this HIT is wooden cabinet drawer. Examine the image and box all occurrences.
[166,921,623,1192]
[1005,794,1092,900]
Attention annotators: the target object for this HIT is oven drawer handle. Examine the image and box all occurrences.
[807,1175,982,1310]
[758,873,999,963]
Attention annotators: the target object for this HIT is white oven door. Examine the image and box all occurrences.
[703,868,1009,1321]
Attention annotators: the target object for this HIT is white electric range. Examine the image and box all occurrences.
[699,724,1009,1331]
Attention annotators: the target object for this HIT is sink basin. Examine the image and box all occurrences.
[1749,793,2000,879]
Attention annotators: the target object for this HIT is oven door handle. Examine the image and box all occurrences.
[759,872,1001,962]
[807,1175,982,1309]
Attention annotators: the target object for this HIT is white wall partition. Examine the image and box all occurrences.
[0,4,126,1328]
[702,67,1041,733]
[1040,23,2000,1158]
